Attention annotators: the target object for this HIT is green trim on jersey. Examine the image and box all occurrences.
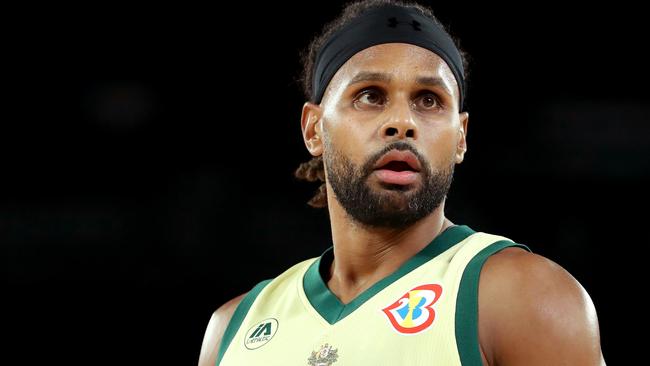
[455,240,532,366]
[216,279,272,366]
[303,224,476,324]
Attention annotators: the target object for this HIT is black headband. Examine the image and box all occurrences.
[312,4,465,110]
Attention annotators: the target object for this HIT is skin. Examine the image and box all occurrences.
[198,43,606,366]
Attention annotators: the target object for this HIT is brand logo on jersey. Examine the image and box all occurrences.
[307,343,339,366]
[381,284,443,334]
[244,318,278,350]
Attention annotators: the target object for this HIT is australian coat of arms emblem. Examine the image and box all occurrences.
[307,343,339,366]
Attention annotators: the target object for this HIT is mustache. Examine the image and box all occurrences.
[362,141,425,175]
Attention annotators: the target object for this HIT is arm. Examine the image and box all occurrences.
[478,248,606,366]
[197,293,247,366]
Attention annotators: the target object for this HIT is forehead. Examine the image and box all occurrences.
[326,42,458,96]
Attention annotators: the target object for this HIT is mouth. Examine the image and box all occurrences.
[372,150,422,186]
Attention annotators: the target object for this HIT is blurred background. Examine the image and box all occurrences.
[2,1,647,364]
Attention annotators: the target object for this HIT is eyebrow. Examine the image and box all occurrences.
[347,71,392,86]
[415,76,453,97]
[346,71,453,97]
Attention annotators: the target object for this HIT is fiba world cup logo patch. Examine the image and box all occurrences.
[381,284,443,334]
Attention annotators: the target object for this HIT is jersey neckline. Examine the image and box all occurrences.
[302,224,476,325]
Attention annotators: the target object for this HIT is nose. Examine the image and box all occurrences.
[379,101,417,140]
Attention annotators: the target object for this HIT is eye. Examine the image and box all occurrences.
[354,88,386,107]
[415,92,441,110]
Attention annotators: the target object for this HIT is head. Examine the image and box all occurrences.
[294,0,470,230]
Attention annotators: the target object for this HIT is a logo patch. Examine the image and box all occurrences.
[307,343,339,366]
[244,318,278,349]
[381,284,443,334]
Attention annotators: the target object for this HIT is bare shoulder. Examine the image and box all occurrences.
[478,247,606,366]
[197,293,248,366]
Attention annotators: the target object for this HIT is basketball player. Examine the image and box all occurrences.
[199,1,606,365]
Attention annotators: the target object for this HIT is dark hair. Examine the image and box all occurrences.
[294,0,470,208]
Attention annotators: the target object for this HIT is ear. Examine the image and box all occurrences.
[301,101,324,157]
[455,111,469,164]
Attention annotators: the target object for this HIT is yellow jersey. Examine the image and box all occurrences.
[217,224,531,365]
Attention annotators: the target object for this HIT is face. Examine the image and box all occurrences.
[302,43,468,229]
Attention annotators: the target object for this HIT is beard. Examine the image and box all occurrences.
[323,140,454,230]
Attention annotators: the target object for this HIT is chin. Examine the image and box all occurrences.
[375,191,419,210]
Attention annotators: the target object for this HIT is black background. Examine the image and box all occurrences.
[3,2,647,364]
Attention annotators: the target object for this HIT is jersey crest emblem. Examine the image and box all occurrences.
[307,343,339,366]
[381,283,443,334]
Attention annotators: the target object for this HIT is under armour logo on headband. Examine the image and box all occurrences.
[387,16,421,31]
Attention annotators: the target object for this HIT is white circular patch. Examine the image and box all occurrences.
[244,318,279,350]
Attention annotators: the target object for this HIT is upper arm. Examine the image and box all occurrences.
[197,293,247,366]
[478,248,606,366]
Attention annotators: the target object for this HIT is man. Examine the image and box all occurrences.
[199,1,606,365]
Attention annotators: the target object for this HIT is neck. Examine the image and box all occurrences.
[325,190,454,304]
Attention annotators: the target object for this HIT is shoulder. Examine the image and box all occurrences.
[211,293,248,338]
[197,293,247,366]
[477,247,606,366]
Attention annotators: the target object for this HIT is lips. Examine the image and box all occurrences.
[373,150,421,185]
[373,150,421,172]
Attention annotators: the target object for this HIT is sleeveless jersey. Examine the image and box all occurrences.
[216,224,531,366]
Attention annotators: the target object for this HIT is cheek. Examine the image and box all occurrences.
[324,117,370,162]
[422,127,458,165]
[327,133,364,166]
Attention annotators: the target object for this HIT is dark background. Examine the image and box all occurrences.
[3,2,647,364]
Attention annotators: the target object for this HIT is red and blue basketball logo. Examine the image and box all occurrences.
[381,284,443,334]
